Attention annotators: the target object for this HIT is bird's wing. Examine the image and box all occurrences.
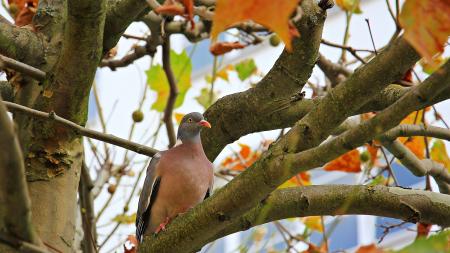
[204,166,214,200]
[136,152,162,242]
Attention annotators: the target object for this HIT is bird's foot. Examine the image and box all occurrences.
[154,217,170,235]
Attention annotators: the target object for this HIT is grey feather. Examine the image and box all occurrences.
[136,152,162,242]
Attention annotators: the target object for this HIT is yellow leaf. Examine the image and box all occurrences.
[335,0,362,13]
[174,112,185,124]
[399,0,450,64]
[211,0,300,51]
[112,213,136,224]
[431,140,450,172]
[302,216,323,232]
[398,110,430,159]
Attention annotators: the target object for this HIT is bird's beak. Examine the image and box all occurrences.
[198,120,211,128]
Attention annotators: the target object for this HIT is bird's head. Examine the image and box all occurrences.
[177,112,211,143]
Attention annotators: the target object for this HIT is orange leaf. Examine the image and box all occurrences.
[431,139,450,172]
[355,244,384,253]
[399,0,450,64]
[324,149,361,173]
[416,223,432,238]
[209,41,246,56]
[303,243,327,253]
[366,143,379,165]
[210,0,300,51]
[155,2,185,16]
[398,110,429,159]
[181,0,194,28]
[239,143,251,159]
[10,0,38,26]
[123,235,138,253]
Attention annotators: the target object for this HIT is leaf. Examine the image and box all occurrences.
[335,0,362,13]
[302,216,323,232]
[220,143,262,171]
[431,139,450,172]
[147,50,192,112]
[112,213,136,224]
[234,59,257,81]
[355,244,384,253]
[420,55,447,75]
[323,149,361,173]
[394,229,450,253]
[416,223,432,238]
[365,143,379,165]
[9,0,38,26]
[210,0,300,51]
[155,0,195,28]
[210,41,246,56]
[195,87,217,109]
[123,235,138,253]
[174,112,185,124]
[399,110,429,159]
[279,172,311,188]
[399,0,450,64]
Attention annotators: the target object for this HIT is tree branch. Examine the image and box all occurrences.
[212,185,450,242]
[202,0,327,160]
[79,163,98,253]
[0,54,46,81]
[103,0,150,53]
[381,140,450,194]
[100,45,151,70]
[162,38,178,147]
[0,95,41,245]
[0,21,44,65]
[3,101,158,157]
[382,124,450,142]
[140,32,422,253]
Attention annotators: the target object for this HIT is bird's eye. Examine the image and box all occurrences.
[188,118,192,122]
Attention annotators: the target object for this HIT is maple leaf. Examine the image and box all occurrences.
[323,149,361,173]
[9,0,38,26]
[147,49,192,112]
[155,0,195,28]
[431,139,450,172]
[209,41,246,56]
[398,110,430,159]
[210,0,300,51]
[399,0,450,64]
[123,235,138,253]
[416,223,432,238]
[335,0,362,13]
[355,244,384,253]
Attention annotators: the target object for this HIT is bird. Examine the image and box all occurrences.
[136,112,214,243]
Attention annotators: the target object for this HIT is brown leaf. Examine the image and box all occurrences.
[210,41,246,56]
[416,223,432,238]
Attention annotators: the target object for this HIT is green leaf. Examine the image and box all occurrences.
[393,230,450,253]
[195,87,217,110]
[147,50,192,112]
[112,213,136,224]
[234,59,257,81]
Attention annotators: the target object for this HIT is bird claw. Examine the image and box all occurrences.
[154,217,170,235]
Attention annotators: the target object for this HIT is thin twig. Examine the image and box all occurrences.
[3,101,159,157]
[162,37,178,147]
[321,39,368,64]
[365,19,378,55]
[0,54,46,81]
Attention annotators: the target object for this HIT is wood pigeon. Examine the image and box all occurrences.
[136,112,214,242]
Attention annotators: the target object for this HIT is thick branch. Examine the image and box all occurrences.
[213,185,450,241]
[103,0,150,53]
[52,0,107,123]
[202,0,327,160]
[0,22,44,65]
[162,38,178,147]
[0,95,40,245]
[3,101,158,157]
[140,29,421,253]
